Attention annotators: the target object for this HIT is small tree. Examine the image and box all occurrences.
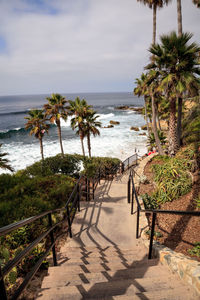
[25,109,49,160]
[85,110,101,158]
[0,144,14,172]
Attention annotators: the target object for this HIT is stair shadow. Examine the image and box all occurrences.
[57,176,160,299]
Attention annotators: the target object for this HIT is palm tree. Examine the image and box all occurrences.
[25,109,49,160]
[44,94,68,156]
[69,97,92,157]
[149,31,200,156]
[85,110,101,158]
[134,73,151,136]
[192,0,200,8]
[0,144,14,172]
[137,0,171,44]
[145,70,165,155]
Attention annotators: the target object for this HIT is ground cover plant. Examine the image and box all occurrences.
[139,145,200,260]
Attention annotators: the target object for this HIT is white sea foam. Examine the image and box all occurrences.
[0,109,148,174]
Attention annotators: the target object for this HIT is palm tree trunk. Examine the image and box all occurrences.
[80,134,85,157]
[57,123,64,156]
[153,4,157,45]
[169,98,179,156]
[39,136,44,160]
[177,0,183,36]
[87,132,91,158]
[151,94,164,155]
[144,98,150,137]
[177,0,183,149]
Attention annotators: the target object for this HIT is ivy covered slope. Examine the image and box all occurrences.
[0,154,121,228]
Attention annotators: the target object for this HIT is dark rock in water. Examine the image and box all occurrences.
[115,106,143,114]
[110,120,120,125]
[115,105,129,110]
[104,124,114,128]
[130,126,139,131]
[139,133,146,136]
[141,125,147,130]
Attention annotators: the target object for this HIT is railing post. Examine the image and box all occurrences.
[66,206,72,238]
[92,181,95,200]
[136,207,140,239]
[121,163,124,174]
[0,266,7,300]
[99,168,101,184]
[88,179,90,201]
[77,184,80,212]
[48,213,57,266]
[127,176,131,204]
[148,212,156,259]
[85,177,88,201]
[131,183,134,215]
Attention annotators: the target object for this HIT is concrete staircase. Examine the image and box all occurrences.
[37,172,198,299]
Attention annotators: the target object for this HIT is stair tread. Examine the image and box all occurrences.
[37,283,196,300]
[42,273,178,289]
[48,259,161,274]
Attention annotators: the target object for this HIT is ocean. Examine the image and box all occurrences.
[0,92,147,174]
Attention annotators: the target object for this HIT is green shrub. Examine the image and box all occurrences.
[141,193,159,209]
[83,157,121,178]
[188,242,200,258]
[151,157,192,204]
[0,174,75,227]
[21,154,82,177]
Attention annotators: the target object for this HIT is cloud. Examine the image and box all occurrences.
[0,0,199,95]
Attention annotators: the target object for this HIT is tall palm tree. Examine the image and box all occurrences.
[149,31,200,156]
[137,0,171,44]
[25,109,49,160]
[145,70,165,155]
[69,97,92,157]
[176,0,183,146]
[44,94,68,156]
[0,144,14,172]
[85,110,101,158]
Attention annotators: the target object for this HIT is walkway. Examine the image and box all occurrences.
[37,168,198,299]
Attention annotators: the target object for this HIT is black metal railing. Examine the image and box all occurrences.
[123,153,138,170]
[128,169,200,259]
[0,171,99,300]
[0,153,137,300]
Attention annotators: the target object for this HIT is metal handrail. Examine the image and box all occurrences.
[128,169,200,259]
[0,153,138,300]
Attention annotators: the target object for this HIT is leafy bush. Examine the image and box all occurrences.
[141,193,159,209]
[188,242,200,258]
[151,157,192,204]
[147,130,166,151]
[20,154,82,177]
[0,174,75,227]
[83,157,121,178]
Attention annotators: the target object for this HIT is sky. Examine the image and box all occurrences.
[0,0,199,96]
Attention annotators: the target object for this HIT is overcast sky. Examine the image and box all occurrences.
[0,0,199,96]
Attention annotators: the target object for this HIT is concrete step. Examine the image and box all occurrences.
[42,271,174,289]
[48,259,159,275]
[59,246,147,258]
[57,253,148,266]
[38,281,196,300]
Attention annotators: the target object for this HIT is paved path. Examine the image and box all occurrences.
[62,170,141,249]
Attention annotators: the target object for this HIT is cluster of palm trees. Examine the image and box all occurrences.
[25,94,101,160]
[135,0,200,156]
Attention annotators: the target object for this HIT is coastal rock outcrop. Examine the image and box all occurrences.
[110,120,120,125]
[104,124,114,128]
[115,106,143,114]
[130,126,139,131]
[141,125,147,130]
